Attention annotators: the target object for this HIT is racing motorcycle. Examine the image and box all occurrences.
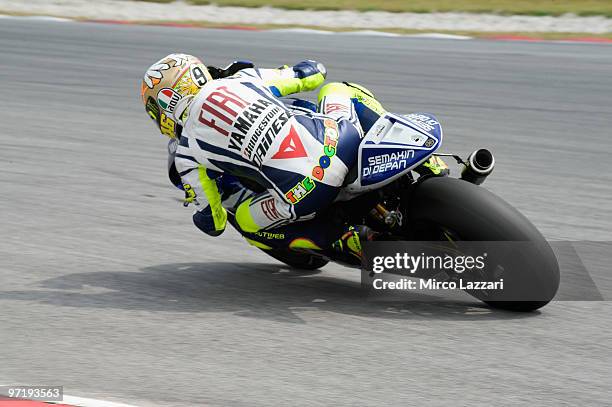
[220,95,560,312]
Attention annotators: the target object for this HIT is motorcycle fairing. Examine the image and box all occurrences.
[346,112,442,192]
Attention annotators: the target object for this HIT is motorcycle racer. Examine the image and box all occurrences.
[141,54,389,261]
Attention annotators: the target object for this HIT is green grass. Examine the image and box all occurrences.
[134,19,612,38]
[171,0,612,17]
[3,8,609,37]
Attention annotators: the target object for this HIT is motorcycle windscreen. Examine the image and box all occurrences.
[353,112,443,191]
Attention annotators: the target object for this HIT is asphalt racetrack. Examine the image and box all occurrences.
[1,19,611,406]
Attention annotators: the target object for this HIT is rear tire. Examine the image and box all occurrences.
[407,177,560,312]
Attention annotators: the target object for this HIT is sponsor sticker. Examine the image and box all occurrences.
[199,85,250,137]
[260,197,281,221]
[325,102,349,114]
[255,231,285,240]
[158,88,181,113]
[197,84,296,167]
[271,126,306,159]
[285,177,316,204]
[404,113,439,133]
[311,119,339,181]
[362,149,415,178]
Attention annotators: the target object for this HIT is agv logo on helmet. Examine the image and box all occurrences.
[158,88,181,113]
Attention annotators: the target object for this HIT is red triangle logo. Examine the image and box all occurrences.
[271,126,307,159]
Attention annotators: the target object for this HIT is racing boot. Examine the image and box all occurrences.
[329,225,378,266]
[317,82,387,133]
[414,155,450,177]
[343,82,386,116]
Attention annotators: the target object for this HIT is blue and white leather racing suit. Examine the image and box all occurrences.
[174,61,372,239]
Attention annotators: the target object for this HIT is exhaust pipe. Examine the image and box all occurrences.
[461,148,495,185]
